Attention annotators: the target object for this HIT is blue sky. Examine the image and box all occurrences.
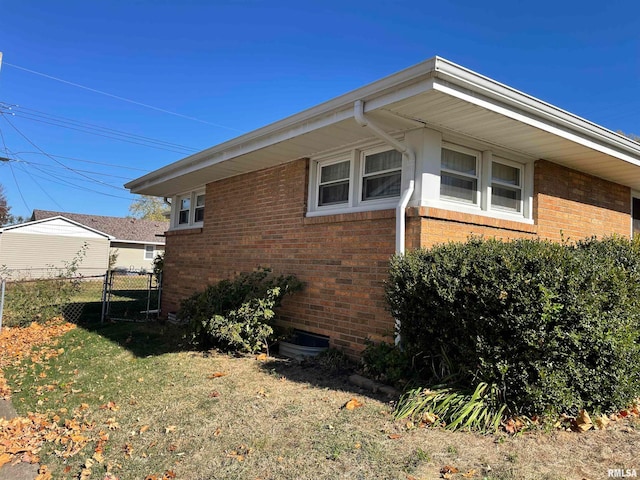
[0,0,638,220]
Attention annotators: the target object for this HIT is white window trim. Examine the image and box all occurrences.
[489,156,524,215]
[315,156,353,209]
[308,144,404,216]
[439,142,482,208]
[437,143,532,222]
[144,245,155,260]
[171,189,205,229]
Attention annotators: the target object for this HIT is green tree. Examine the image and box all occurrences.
[128,195,169,221]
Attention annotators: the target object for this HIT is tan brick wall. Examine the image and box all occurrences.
[163,158,397,355]
[534,160,630,241]
[162,157,631,356]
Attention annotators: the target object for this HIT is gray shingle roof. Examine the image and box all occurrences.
[32,210,168,243]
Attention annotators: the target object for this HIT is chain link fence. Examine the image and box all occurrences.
[0,272,106,328]
[103,271,161,322]
[0,268,162,329]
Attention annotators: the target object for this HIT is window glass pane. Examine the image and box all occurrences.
[196,194,205,207]
[144,246,154,260]
[319,181,349,206]
[180,197,190,210]
[194,207,205,222]
[363,172,401,200]
[364,150,402,174]
[492,162,520,186]
[178,210,189,224]
[321,161,350,183]
[440,174,477,203]
[442,148,476,175]
[492,186,521,212]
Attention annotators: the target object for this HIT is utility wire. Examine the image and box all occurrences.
[3,62,244,133]
[11,159,133,180]
[2,114,125,191]
[8,150,148,172]
[7,161,30,212]
[14,162,65,210]
[1,105,197,155]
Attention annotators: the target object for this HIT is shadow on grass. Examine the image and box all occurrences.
[76,320,191,358]
[257,351,398,403]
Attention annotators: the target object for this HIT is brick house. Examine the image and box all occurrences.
[126,57,640,355]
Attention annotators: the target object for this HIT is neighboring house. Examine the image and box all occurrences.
[0,216,112,278]
[0,211,168,278]
[31,211,168,272]
[125,57,640,356]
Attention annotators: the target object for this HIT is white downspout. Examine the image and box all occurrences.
[354,100,415,255]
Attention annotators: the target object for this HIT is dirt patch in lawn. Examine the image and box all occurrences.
[2,322,639,480]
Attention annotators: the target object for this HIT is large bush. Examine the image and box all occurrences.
[387,237,640,416]
[180,268,303,353]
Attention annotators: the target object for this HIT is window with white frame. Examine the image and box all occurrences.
[178,195,191,225]
[362,150,402,201]
[194,193,205,222]
[144,245,155,260]
[318,160,350,206]
[309,147,403,214]
[439,144,527,218]
[440,147,479,205]
[173,190,205,228]
[490,159,522,213]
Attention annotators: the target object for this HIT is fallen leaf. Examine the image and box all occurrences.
[573,409,593,432]
[165,425,177,434]
[140,425,150,434]
[124,443,134,458]
[207,372,227,379]
[209,391,221,398]
[344,398,364,410]
[441,465,459,474]
[163,471,177,479]
[594,415,610,430]
[387,433,402,440]
[462,469,478,478]
[213,428,222,437]
[255,353,268,361]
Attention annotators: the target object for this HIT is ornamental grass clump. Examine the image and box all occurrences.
[387,236,640,419]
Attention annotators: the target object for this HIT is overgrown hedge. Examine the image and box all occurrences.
[387,237,640,416]
[179,268,303,353]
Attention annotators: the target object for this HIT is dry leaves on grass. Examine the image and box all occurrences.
[207,372,227,379]
[0,321,90,469]
[0,320,75,399]
[343,398,364,410]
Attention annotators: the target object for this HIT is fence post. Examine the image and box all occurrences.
[157,272,162,318]
[0,279,5,332]
[100,272,109,323]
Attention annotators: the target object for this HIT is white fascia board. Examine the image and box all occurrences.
[433,57,640,160]
[432,80,640,167]
[126,55,640,194]
[111,239,165,246]
[0,216,115,239]
[125,58,440,194]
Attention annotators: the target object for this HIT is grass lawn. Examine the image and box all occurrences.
[4,322,639,480]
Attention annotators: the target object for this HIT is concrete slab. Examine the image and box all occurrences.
[0,398,38,480]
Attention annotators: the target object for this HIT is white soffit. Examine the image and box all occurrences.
[126,56,640,196]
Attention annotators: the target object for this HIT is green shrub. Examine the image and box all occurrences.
[387,236,640,416]
[180,268,303,353]
[361,340,413,387]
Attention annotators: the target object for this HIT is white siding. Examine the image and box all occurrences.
[110,242,163,272]
[0,231,109,278]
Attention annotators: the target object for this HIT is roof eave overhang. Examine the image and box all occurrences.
[126,56,640,196]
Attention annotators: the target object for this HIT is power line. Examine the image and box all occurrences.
[14,162,65,210]
[12,159,133,180]
[2,114,124,191]
[3,62,244,133]
[7,161,30,212]
[7,150,148,172]
[1,103,198,155]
